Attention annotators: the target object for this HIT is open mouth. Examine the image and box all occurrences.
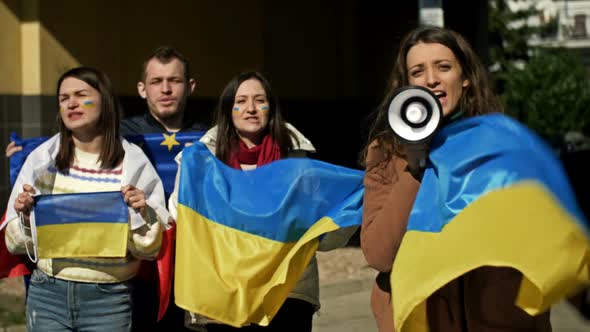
[433,91,446,99]
[68,111,83,120]
[433,91,447,106]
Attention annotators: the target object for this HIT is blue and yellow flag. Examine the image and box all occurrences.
[175,142,363,327]
[9,132,203,198]
[33,191,129,258]
[392,114,590,331]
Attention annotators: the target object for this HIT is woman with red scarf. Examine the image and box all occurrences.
[170,71,353,331]
[201,71,315,171]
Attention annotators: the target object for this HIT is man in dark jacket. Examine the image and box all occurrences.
[125,46,207,332]
[121,46,207,135]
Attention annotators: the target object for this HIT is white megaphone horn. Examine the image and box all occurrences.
[387,86,443,177]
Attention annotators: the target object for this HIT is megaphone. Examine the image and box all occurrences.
[387,86,443,178]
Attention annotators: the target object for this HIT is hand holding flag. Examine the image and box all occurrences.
[14,184,36,222]
[122,184,147,215]
[5,141,22,158]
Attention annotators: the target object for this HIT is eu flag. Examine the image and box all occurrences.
[125,132,203,198]
[8,131,204,198]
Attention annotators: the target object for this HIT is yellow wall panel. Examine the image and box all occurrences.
[40,24,80,95]
[5,0,360,98]
[38,0,264,97]
[0,0,22,94]
[21,22,41,95]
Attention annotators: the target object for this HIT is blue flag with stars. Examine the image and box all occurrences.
[8,131,204,199]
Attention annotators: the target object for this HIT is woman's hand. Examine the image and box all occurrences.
[122,185,146,214]
[5,141,22,158]
[14,184,36,221]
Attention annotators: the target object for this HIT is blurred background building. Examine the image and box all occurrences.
[516,0,590,67]
[0,0,490,205]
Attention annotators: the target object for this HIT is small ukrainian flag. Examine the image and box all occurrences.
[33,191,129,258]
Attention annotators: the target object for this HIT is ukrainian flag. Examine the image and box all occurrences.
[33,191,129,258]
[392,114,590,331]
[175,142,364,327]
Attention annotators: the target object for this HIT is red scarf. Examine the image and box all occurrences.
[228,135,281,170]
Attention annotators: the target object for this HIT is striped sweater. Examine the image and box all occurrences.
[5,147,162,283]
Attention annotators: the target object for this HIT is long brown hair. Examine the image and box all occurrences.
[55,67,124,172]
[213,71,297,164]
[362,26,503,166]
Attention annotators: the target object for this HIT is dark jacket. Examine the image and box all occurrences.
[121,112,207,136]
[427,267,551,332]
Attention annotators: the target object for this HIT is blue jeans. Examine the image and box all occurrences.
[26,269,133,332]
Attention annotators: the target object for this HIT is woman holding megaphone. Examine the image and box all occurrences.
[360,26,556,331]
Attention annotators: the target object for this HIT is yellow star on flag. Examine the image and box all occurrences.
[161,133,180,151]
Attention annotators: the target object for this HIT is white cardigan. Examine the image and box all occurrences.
[2,133,170,231]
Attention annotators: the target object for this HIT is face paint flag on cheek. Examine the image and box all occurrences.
[82,100,94,108]
[390,113,590,332]
[233,106,240,112]
[261,106,269,112]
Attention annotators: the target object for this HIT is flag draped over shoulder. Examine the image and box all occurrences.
[392,114,590,332]
[32,191,129,258]
[8,132,203,198]
[175,142,364,327]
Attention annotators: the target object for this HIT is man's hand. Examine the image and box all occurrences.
[5,141,22,158]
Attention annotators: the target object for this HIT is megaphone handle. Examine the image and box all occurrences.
[406,158,425,182]
[405,144,428,182]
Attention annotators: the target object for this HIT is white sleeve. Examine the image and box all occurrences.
[168,152,183,221]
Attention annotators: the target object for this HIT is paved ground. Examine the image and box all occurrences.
[0,247,588,331]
